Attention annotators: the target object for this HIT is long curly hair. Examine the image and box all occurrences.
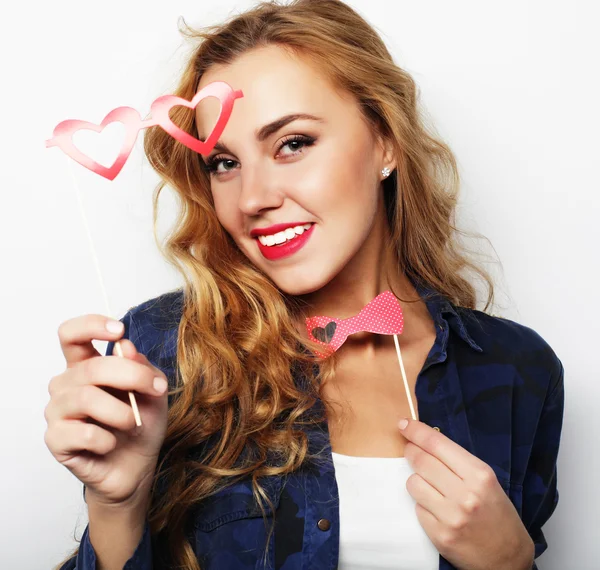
[56,0,497,568]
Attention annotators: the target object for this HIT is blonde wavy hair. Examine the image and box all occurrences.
[57,0,497,568]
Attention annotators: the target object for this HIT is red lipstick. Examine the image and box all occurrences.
[250,222,310,237]
[255,223,315,261]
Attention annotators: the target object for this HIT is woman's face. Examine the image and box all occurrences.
[195,45,395,296]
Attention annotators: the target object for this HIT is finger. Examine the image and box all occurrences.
[399,418,480,479]
[103,340,142,403]
[106,340,164,385]
[406,472,445,519]
[414,503,443,544]
[68,353,167,398]
[45,420,118,458]
[58,315,126,367]
[48,384,139,431]
[132,352,170,388]
[404,443,464,499]
[109,338,138,359]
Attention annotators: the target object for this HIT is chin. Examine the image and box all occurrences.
[270,269,335,297]
[277,282,322,296]
[240,244,339,296]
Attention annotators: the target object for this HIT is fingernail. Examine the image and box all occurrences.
[398,418,409,430]
[106,320,124,334]
[153,377,168,394]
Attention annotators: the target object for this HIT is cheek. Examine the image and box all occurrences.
[212,192,240,235]
[294,159,371,216]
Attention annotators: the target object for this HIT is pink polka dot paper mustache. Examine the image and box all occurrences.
[306,290,404,354]
[45,81,244,181]
[306,290,417,420]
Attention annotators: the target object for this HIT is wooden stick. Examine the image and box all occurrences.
[67,157,142,426]
[393,333,417,421]
[113,340,142,426]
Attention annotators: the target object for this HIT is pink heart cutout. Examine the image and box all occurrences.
[46,81,244,180]
[150,81,243,155]
[47,106,142,181]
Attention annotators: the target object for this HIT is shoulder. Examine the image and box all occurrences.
[121,289,184,381]
[456,306,564,395]
[127,288,185,329]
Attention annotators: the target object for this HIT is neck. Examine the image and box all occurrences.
[299,218,417,317]
[296,215,430,351]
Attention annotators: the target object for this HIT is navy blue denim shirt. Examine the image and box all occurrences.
[62,285,564,570]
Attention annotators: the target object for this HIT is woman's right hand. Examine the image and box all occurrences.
[44,314,169,510]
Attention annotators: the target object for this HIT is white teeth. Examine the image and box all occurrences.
[257,223,313,247]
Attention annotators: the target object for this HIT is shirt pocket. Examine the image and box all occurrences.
[192,476,283,570]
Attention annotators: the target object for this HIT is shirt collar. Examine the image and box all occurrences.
[413,280,483,353]
[162,283,483,359]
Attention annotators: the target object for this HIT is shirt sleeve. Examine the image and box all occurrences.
[522,355,565,567]
[65,519,153,569]
[74,310,153,568]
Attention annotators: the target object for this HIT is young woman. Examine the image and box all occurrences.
[47,1,564,569]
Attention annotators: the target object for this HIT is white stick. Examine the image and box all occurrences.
[393,333,417,421]
[66,157,142,426]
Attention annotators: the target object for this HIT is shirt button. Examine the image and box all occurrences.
[433,426,441,432]
[317,518,331,531]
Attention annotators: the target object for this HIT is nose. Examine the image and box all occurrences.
[237,159,284,216]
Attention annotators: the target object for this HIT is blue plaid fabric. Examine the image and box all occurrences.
[62,285,563,569]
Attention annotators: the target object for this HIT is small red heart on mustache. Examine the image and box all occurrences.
[311,321,337,343]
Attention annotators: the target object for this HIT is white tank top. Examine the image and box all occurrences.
[332,452,440,570]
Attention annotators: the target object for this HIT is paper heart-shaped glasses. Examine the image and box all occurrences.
[45,81,244,180]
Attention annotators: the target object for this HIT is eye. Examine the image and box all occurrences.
[202,134,316,177]
[276,134,316,157]
[202,156,238,175]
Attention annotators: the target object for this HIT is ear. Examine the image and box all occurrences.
[376,133,397,174]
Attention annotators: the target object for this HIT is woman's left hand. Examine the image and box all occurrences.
[398,418,535,570]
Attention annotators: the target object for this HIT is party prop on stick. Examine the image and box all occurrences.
[47,81,244,426]
[45,81,243,180]
[66,160,143,426]
[305,290,416,420]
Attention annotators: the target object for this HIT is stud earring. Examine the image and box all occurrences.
[381,167,391,178]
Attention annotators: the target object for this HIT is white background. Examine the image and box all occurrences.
[1,0,598,567]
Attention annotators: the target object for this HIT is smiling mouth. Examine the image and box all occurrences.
[255,223,313,247]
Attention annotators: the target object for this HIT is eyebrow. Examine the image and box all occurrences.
[200,113,325,157]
